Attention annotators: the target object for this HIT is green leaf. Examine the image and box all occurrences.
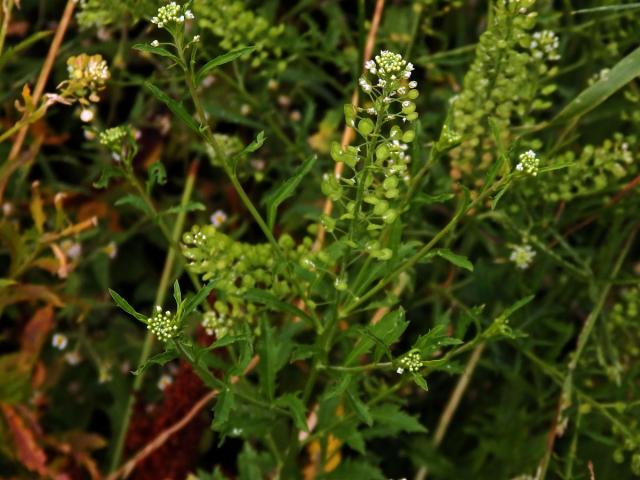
[162,201,206,215]
[108,289,147,323]
[276,393,308,432]
[241,130,266,155]
[369,404,427,434]
[114,194,154,217]
[344,309,407,365]
[146,162,167,192]
[132,349,179,375]
[412,373,429,391]
[550,45,640,125]
[173,280,182,308]
[414,192,454,205]
[144,81,200,134]
[264,155,317,230]
[346,389,373,426]
[196,46,256,83]
[325,459,385,479]
[413,325,462,356]
[93,165,123,189]
[434,248,474,272]
[183,281,217,317]
[206,334,249,351]
[244,288,313,323]
[258,319,277,402]
[133,43,181,63]
[213,386,235,428]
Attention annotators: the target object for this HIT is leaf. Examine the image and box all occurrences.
[369,404,427,434]
[0,278,16,288]
[183,281,217,317]
[434,248,474,272]
[132,349,179,375]
[133,43,180,62]
[30,182,45,234]
[264,155,317,230]
[173,279,182,307]
[93,165,123,189]
[162,201,206,215]
[244,288,313,323]
[258,319,277,402]
[413,192,454,205]
[412,373,429,391]
[108,289,147,323]
[241,130,266,155]
[413,325,462,356]
[114,194,154,217]
[346,389,372,426]
[212,386,235,428]
[325,459,385,480]
[146,162,167,192]
[550,45,640,125]
[1,405,48,476]
[21,306,54,358]
[344,309,407,365]
[206,334,248,351]
[276,394,308,432]
[144,81,200,134]
[196,46,256,83]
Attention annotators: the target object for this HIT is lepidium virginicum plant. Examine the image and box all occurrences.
[108,5,545,477]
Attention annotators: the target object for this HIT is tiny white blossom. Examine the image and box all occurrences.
[151,40,159,47]
[52,333,68,350]
[510,244,537,270]
[65,351,82,365]
[210,209,227,227]
[157,374,173,390]
[80,108,94,123]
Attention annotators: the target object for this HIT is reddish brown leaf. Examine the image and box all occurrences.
[1,404,48,476]
[21,305,54,357]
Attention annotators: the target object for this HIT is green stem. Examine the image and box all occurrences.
[109,162,199,473]
[0,0,13,57]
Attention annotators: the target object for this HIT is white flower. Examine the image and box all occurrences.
[62,240,82,260]
[399,351,421,373]
[157,374,173,390]
[210,209,227,227]
[151,2,186,28]
[396,367,404,375]
[509,244,537,270]
[151,40,159,47]
[516,150,540,176]
[80,108,95,123]
[193,34,200,43]
[52,333,68,350]
[104,241,118,259]
[65,351,82,365]
[185,9,194,20]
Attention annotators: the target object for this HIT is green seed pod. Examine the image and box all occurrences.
[376,144,390,161]
[406,112,419,121]
[334,277,348,291]
[330,141,343,163]
[373,200,389,216]
[407,89,419,99]
[376,248,392,260]
[402,130,416,142]
[402,102,416,114]
[383,176,398,190]
[358,118,375,136]
[382,209,398,224]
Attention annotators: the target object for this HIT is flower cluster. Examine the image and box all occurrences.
[397,351,422,374]
[195,0,285,71]
[530,30,560,61]
[539,134,637,203]
[516,150,540,176]
[322,51,419,261]
[201,310,233,338]
[148,306,180,341]
[509,244,536,270]
[62,54,110,104]
[98,125,137,161]
[182,225,314,336]
[151,2,194,28]
[448,0,559,183]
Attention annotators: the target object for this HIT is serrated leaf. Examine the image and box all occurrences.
[241,131,266,154]
[346,389,373,426]
[144,81,200,134]
[132,349,179,375]
[183,281,216,317]
[213,386,235,428]
[93,165,123,189]
[434,248,474,272]
[196,46,256,83]
[162,201,206,215]
[277,394,308,432]
[108,289,147,323]
[114,194,154,217]
[244,288,313,323]
[344,309,407,365]
[264,155,317,230]
[369,404,427,434]
[206,334,249,351]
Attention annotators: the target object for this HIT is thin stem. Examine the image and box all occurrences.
[109,162,199,473]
